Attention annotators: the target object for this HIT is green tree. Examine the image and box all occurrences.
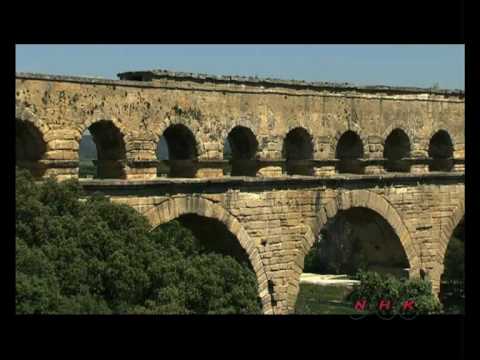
[15,168,262,314]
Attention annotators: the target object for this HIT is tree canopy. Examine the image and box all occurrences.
[16,168,262,314]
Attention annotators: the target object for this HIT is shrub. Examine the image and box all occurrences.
[348,270,442,315]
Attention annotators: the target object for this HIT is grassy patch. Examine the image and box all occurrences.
[294,283,357,315]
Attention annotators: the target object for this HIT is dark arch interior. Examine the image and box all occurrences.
[384,129,411,172]
[16,119,47,178]
[79,120,126,179]
[282,127,314,176]
[304,207,410,277]
[162,124,198,178]
[336,131,364,174]
[429,130,454,172]
[440,216,464,313]
[176,214,252,269]
[224,126,258,176]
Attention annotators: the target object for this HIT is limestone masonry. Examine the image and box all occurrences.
[16,70,464,314]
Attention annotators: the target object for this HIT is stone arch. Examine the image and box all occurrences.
[428,129,454,171]
[382,124,415,146]
[224,125,259,176]
[335,130,365,174]
[333,128,368,152]
[16,102,50,137]
[77,116,129,143]
[383,128,412,172]
[282,126,315,175]
[288,190,420,312]
[78,119,128,179]
[16,113,48,178]
[152,114,204,159]
[439,198,465,266]
[156,123,199,178]
[284,124,319,154]
[427,126,464,154]
[220,118,260,152]
[142,195,272,314]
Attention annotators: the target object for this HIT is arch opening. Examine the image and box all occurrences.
[440,216,464,314]
[384,129,411,172]
[152,214,263,313]
[16,119,47,178]
[224,126,258,176]
[158,124,198,178]
[79,120,126,179]
[296,207,410,314]
[306,207,410,277]
[282,127,314,176]
[336,131,364,174]
[175,214,251,266]
[428,130,454,172]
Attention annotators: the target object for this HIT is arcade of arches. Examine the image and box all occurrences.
[15,71,464,314]
[18,118,462,180]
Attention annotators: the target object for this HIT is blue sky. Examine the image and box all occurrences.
[16,45,464,90]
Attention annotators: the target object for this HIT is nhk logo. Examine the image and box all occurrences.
[350,298,417,320]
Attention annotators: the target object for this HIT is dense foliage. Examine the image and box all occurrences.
[16,168,262,314]
[348,270,442,315]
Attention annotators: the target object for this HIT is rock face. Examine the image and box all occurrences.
[15,69,465,314]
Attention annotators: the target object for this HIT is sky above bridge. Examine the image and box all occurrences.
[16,45,464,90]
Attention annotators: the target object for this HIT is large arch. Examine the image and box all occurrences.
[288,190,421,312]
[438,200,465,311]
[439,199,465,266]
[142,196,272,314]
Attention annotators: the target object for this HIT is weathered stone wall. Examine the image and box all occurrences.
[83,176,464,314]
[16,72,464,180]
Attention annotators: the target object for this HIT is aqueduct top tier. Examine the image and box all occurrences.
[16,69,464,180]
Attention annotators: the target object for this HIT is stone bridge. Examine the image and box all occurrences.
[15,70,465,314]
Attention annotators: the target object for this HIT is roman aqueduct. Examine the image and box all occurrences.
[16,70,464,314]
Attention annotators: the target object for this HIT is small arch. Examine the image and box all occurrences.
[16,118,47,178]
[428,130,454,172]
[16,102,50,136]
[79,120,127,179]
[158,124,198,178]
[336,130,364,174]
[282,127,314,176]
[384,128,411,172]
[142,196,272,314]
[224,126,258,176]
